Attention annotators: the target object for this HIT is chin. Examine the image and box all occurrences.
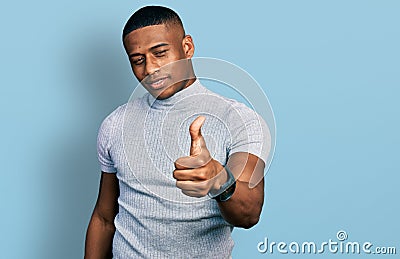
[154,92,173,100]
[155,89,178,99]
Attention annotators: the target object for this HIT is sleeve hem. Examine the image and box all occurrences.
[229,148,268,165]
[100,165,117,173]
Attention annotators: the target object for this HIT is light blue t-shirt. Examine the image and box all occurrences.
[97,80,270,258]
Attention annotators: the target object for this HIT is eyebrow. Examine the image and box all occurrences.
[129,43,170,58]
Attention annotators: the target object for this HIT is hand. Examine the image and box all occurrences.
[173,116,228,197]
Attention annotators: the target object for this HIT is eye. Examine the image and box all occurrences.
[154,50,167,57]
[132,57,144,65]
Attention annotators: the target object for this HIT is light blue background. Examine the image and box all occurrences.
[1,1,399,258]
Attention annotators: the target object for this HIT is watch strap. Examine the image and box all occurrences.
[214,180,236,202]
[208,167,236,201]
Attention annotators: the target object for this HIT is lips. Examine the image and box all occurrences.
[145,76,169,90]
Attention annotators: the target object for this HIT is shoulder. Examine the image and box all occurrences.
[100,104,127,131]
[202,87,263,124]
[100,94,149,129]
[201,88,271,162]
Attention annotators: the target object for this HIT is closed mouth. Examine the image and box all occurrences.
[145,76,169,90]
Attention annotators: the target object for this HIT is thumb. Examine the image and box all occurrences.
[189,116,206,156]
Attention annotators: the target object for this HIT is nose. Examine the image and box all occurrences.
[144,57,160,76]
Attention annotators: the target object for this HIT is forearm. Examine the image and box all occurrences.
[217,179,264,229]
[174,146,265,228]
[85,214,116,259]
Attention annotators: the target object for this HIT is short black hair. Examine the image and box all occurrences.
[122,6,184,40]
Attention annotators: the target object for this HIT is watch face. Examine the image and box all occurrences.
[216,181,236,202]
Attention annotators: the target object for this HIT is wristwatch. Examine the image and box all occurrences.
[208,167,236,202]
[214,181,236,202]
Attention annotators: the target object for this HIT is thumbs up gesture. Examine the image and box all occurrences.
[174,116,228,197]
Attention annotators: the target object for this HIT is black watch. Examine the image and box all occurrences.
[208,167,236,202]
[214,181,236,202]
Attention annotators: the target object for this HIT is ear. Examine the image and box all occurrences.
[182,35,195,58]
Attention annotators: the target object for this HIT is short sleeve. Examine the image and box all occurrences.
[97,116,117,173]
[228,107,271,164]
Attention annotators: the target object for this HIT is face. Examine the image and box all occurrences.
[123,24,195,99]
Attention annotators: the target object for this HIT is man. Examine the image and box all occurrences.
[85,5,270,258]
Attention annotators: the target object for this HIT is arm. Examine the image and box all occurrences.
[85,172,119,259]
[173,116,266,229]
[217,152,265,228]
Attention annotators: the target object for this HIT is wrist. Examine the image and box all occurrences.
[208,166,236,201]
[214,180,236,202]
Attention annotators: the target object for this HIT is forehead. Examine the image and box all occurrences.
[123,24,182,52]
